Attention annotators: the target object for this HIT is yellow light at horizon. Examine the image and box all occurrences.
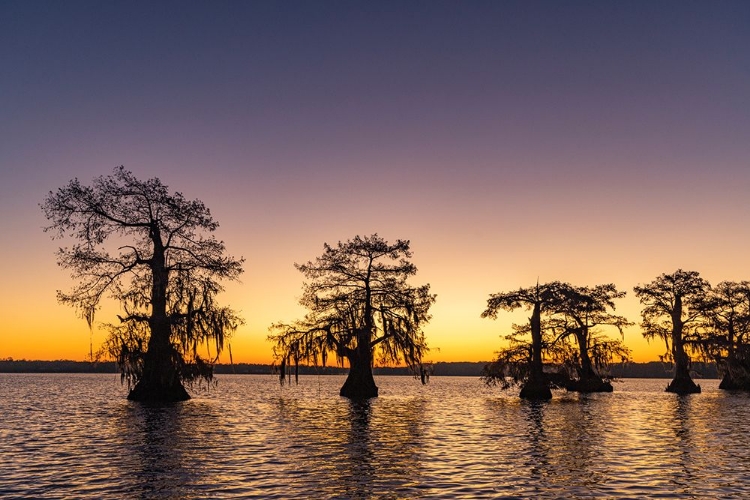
[0,234,704,366]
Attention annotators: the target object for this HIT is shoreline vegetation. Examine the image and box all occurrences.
[0,359,718,379]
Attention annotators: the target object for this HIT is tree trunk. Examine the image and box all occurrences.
[128,322,190,402]
[666,297,700,394]
[520,379,552,399]
[720,322,741,389]
[719,351,750,390]
[340,276,379,400]
[520,303,552,400]
[128,235,189,402]
[719,371,743,390]
[340,352,378,399]
[577,330,596,378]
[666,370,700,394]
[566,330,612,393]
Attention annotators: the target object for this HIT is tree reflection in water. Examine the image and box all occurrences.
[10,376,750,497]
[340,399,375,499]
[113,401,207,499]
[484,394,612,496]
[549,395,608,490]
[271,395,426,498]
[521,399,549,483]
[669,395,697,494]
[332,397,427,498]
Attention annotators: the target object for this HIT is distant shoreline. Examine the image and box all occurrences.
[0,360,719,379]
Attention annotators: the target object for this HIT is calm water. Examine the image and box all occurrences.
[2,374,750,498]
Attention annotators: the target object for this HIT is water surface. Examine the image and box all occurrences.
[1,374,749,498]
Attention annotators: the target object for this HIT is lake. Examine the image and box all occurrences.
[1,373,749,498]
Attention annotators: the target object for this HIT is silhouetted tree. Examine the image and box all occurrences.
[41,166,244,401]
[480,320,570,394]
[268,234,435,399]
[698,281,750,390]
[633,270,709,394]
[481,282,567,399]
[553,284,632,392]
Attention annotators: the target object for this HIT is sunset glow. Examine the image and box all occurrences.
[1,2,749,366]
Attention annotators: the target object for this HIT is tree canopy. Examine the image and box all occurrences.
[38,169,750,402]
[41,166,244,401]
[269,234,435,399]
[633,269,709,394]
[551,284,631,392]
[481,282,566,399]
[697,281,750,389]
[482,282,631,398]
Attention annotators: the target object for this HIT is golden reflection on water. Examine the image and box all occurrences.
[4,374,750,498]
[269,395,426,498]
[111,402,205,498]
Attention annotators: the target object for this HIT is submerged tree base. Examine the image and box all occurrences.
[566,377,613,393]
[127,380,191,402]
[665,377,701,394]
[340,383,378,400]
[339,364,379,400]
[719,374,750,391]
[519,381,552,400]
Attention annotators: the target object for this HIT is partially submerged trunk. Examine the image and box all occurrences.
[718,353,750,390]
[566,377,613,393]
[127,366,190,401]
[128,232,189,402]
[666,297,700,394]
[719,371,743,390]
[719,324,747,390]
[566,329,613,393]
[340,352,378,399]
[339,279,381,400]
[520,378,552,399]
[520,303,552,400]
[128,322,190,402]
[340,323,378,399]
[666,351,700,394]
[666,363,701,396]
[666,374,701,394]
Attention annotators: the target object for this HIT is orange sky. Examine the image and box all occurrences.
[2,211,744,365]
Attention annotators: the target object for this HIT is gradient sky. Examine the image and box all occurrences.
[2,1,749,364]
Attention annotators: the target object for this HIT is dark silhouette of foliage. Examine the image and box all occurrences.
[481,281,632,397]
[552,284,632,392]
[480,320,570,394]
[481,282,567,399]
[633,269,709,394]
[41,166,244,401]
[268,234,435,399]
[696,281,750,390]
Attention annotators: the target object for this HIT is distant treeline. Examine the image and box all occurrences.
[0,359,718,379]
[0,360,120,373]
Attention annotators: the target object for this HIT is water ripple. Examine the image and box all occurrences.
[2,374,750,498]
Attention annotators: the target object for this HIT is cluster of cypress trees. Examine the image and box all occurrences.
[482,270,750,399]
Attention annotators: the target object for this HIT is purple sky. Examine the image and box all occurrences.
[2,1,749,362]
